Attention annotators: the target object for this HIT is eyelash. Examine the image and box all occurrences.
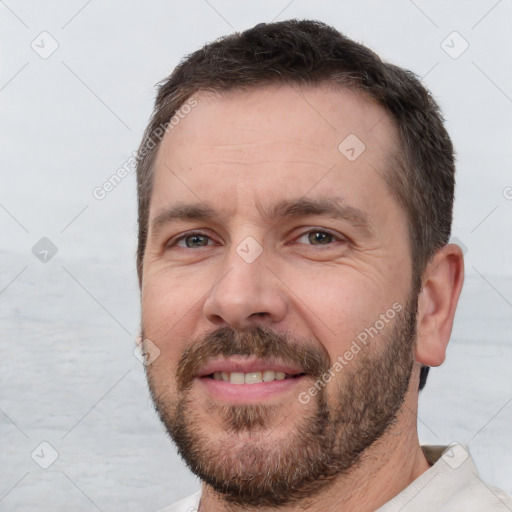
[168,228,346,249]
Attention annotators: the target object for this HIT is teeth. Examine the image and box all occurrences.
[230,372,245,384]
[262,370,276,382]
[211,370,296,384]
[245,371,262,384]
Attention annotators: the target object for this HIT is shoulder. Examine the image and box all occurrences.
[378,444,512,512]
[156,490,202,512]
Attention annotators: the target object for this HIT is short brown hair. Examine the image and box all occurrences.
[136,20,456,389]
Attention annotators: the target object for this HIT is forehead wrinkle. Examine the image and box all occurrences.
[189,139,329,163]
[197,138,323,149]
[186,160,330,169]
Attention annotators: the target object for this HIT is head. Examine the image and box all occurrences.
[136,20,464,507]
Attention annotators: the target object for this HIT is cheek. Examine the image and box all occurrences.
[141,272,203,355]
[288,266,385,330]
[287,266,404,375]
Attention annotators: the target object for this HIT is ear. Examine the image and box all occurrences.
[415,243,465,367]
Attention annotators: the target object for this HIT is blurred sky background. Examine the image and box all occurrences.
[1,1,511,511]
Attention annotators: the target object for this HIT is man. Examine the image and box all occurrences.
[135,20,512,512]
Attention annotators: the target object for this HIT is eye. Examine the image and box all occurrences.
[295,229,343,246]
[171,231,215,249]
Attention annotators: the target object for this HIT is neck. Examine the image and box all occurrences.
[198,406,431,512]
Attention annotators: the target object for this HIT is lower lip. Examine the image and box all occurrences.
[196,376,306,403]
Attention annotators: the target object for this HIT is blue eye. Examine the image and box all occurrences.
[174,232,213,248]
[168,228,343,250]
[296,230,340,246]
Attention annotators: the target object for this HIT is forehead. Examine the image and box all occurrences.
[150,84,400,225]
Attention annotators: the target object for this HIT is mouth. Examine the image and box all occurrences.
[206,370,306,384]
[195,357,308,403]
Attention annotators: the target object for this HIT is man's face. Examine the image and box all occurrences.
[141,85,417,506]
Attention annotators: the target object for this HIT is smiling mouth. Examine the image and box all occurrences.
[206,370,306,384]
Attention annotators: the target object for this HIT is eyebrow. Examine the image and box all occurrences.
[150,197,372,237]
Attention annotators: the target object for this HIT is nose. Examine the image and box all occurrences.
[202,244,288,330]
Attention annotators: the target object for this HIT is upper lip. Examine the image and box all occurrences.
[196,356,305,378]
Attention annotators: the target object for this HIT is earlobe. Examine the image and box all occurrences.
[415,244,465,367]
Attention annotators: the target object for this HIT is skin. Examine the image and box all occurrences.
[141,84,464,512]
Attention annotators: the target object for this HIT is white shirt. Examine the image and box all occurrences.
[158,444,512,512]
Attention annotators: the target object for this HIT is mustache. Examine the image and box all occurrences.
[176,326,332,390]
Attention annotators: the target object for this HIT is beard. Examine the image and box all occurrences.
[144,294,417,509]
